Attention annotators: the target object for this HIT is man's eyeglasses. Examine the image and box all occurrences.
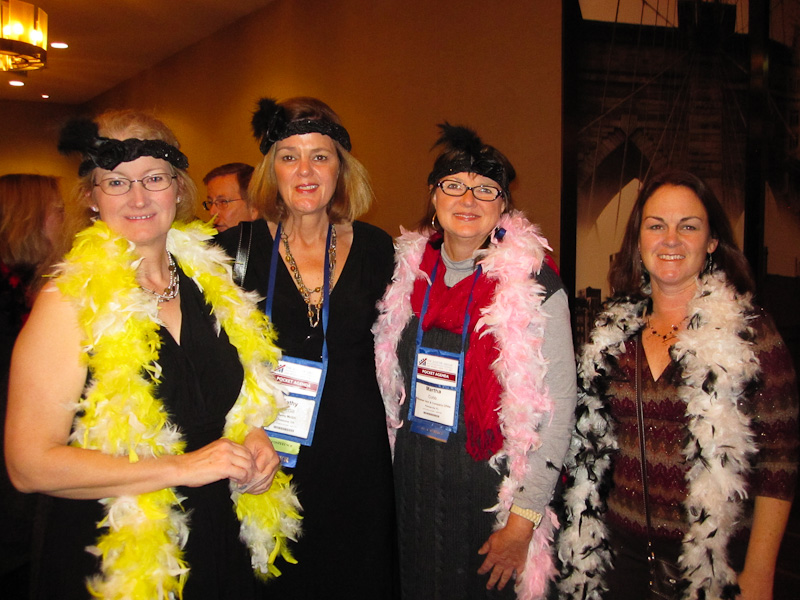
[94,173,176,196]
[436,179,503,202]
[203,198,243,211]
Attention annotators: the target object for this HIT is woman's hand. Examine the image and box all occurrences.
[175,438,255,488]
[235,428,281,495]
[477,513,533,591]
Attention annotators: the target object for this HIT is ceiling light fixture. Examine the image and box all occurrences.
[0,0,48,72]
[9,79,24,86]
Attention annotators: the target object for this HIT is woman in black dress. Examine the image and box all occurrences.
[216,97,396,599]
[5,110,300,600]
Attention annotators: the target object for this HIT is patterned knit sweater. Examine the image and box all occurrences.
[605,312,798,543]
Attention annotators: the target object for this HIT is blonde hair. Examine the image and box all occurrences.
[249,97,374,223]
[62,110,197,252]
[0,174,63,268]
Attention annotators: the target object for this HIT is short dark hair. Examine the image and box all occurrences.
[203,162,254,199]
[609,170,755,297]
[419,124,515,232]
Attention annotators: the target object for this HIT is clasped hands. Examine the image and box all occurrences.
[182,427,280,495]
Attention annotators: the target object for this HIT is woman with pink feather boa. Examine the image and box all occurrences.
[373,124,577,600]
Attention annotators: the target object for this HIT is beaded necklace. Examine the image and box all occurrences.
[281,223,337,327]
[139,252,180,302]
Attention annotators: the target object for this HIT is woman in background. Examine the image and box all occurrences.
[0,174,64,599]
[216,97,396,599]
[557,170,798,600]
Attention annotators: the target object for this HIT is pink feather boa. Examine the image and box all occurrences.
[372,209,559,600]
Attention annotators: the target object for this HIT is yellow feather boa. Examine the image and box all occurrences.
[56,220,302,600]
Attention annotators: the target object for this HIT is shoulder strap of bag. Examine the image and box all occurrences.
[233,221,253,287]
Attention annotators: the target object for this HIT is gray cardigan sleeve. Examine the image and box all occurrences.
[512,288,577,519]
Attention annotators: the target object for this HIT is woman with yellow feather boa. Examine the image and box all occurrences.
[4,110,301,600]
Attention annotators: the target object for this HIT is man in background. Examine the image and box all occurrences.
[203,163,258,232]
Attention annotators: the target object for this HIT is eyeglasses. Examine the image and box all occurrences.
[436,179,503,202]
[203,198,243,211]
[94,173,176,196]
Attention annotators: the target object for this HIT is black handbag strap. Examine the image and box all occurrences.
[636,336,658,564]
[233,221,253,286]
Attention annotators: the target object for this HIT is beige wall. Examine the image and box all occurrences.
[0,100,79,183]
[78,0,564,258]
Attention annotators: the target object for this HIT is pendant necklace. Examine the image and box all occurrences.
[281,224,337,328]
[646,315,688,342]
[140,253,180,303]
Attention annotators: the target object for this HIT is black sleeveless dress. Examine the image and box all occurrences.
[216,220,397,600]
[30,270,264,600]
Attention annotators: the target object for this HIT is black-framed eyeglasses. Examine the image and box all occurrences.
[203,198,243,211]
[436,179,503,202]
[94,173,176,196]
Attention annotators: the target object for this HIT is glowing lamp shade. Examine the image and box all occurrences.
[0,0,48,72]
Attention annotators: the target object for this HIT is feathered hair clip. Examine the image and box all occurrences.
[58,117,188,177]
[252,98,289,155]
[427,122,516,194]
[251,97,352,155]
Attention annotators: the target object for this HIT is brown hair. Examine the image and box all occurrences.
[609,170,755,297]
[249,97,373,223]
[0,174,62,269]
[203,162,255,202]
[62,110,197,253]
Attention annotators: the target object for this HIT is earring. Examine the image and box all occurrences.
[90,205,99,213]
[431,211,439,230]
[176,196,181,204]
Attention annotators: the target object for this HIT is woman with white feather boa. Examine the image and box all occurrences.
[556,170,798,600]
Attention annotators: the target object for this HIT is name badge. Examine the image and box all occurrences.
[266,356,325,467]
[408,347,463,442]
[412,351,459,427]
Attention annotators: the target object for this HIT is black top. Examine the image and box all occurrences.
[30,270,264,600]
[216,219,397,599]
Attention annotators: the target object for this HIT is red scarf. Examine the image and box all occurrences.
[409,241,503,460]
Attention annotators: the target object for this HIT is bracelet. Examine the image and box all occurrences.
[510,504,543,528]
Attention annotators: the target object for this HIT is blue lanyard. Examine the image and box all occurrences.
[266,222,332,365]
[416,256,481,356]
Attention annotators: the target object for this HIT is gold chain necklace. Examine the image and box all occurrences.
[281,224,337,328]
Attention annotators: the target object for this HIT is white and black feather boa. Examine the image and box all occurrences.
[373,210,559,600]
[556,270,759,600]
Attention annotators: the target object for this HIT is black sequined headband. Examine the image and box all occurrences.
[427,123,515,194]
[251,98,352,155]
[58,118,189,176]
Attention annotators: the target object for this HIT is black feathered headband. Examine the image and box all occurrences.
[251,98,352,155]
[58,118,189,177]
[427,123,516,194]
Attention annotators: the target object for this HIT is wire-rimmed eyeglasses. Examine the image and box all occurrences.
[94,173,176,196]
[203,198,243,211]
[436,179,503,202]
